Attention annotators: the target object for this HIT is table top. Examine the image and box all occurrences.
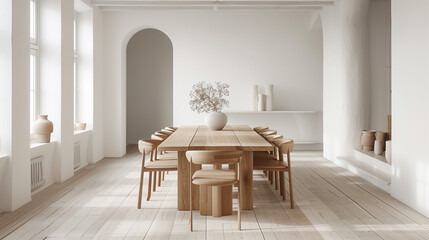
[158,125,273,152]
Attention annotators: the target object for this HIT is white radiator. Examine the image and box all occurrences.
[31,156,45,192]
[74,142,81,170]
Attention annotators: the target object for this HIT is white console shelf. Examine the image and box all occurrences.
[225,110,323,150]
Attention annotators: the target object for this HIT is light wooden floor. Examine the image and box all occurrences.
[2,148,429,240]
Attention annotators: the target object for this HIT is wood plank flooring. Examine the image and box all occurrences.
[1,148,429,239]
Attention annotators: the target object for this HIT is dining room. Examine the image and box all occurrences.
[1,0,429,239]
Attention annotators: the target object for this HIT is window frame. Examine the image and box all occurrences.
[73,12,78,124]
[30,0,40,130]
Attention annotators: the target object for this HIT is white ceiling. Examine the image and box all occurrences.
[91,0,334,11]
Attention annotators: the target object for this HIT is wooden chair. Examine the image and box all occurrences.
[159,129,173,136]
[255,134,283,187]
[137,139,178,208]
[150,134,177,186]
[253,139,294,209]
[259,130,278,139]
[165,126,178,132]
[253,126,269,133]
[185,150,242,231]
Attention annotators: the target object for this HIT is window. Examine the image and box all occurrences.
[73,12,78,124]
[30,0,39,130]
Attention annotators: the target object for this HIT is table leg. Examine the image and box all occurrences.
[200,186,212,215]
[240,151,253,210]
[200,164,233,217]
[177,151,200,210]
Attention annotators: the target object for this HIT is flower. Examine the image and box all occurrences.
[189,81,230,113]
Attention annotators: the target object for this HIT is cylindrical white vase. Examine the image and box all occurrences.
[374,140,383,155]
[258,94,266,111]
[385,140,392,164]
[265,84,274,111]
[251,85,258,111]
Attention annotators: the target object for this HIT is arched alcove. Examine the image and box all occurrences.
[126,28,173,144]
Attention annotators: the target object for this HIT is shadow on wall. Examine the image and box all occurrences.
[126,28,173,144]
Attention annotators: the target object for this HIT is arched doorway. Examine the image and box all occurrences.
[126,29,173,145]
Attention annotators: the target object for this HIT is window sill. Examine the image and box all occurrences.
[30,140,57,150]
[74,129,92,136]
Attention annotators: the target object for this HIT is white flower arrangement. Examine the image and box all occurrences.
[189,81,230,113]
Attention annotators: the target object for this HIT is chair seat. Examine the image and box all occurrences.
[253,153,288,171]
[253,151,273,158]
[253,151,277,160]
[145,160,178,170]
[157,151,178,160]
[192,170,238,186]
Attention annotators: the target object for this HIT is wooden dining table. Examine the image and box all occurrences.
[157,125,273,215]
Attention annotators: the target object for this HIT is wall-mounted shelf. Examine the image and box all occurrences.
[225,110,321,114]
[225,110,323,150]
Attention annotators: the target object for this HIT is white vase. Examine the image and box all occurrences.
[33,115,53,143]
[251,85,258,111]
[385,140,392,164]
[265,84,274,111]
[374,140,383,155]
[205,112,228,131]
[258,94,266,111]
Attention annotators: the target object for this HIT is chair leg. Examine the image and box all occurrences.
[158,171,162,187]
[153,171,157,192]
[138,171,144,209]
[288,170,294,209]
[275,171,279,190]
[238,182,241,231]
[147,172,152,201]
[190,182,193,231]
[162,171,165,181]
[269,171,273,185]
[280,172,286,201]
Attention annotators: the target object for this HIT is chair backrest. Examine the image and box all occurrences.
[159,130,173,136]
[254,126,269,133]
[162,128,174,133]
[151,134,165,141]
[165,126,177,131]
[138,139,162,154]
[273,139,294,154]
[260,130,277,136]
[266,134,283,142]
[154,132,169,139]
[185,151,242,165]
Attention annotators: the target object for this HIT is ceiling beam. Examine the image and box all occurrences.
[99,5,323,11]
[92,1,334,7]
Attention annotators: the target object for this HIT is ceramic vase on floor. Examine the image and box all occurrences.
[205,112,228,131]
[265,84,274,111]
[33,115,53,143]
[361,130,376,151]
[258,94,266,111]
[251,85,258,111]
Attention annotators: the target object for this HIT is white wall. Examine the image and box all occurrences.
[92,6,104,163]
[102,11,323,156]
[391,0,429,218]
[321,0,371,161]
[369,0,391,131]
[126,29,173,144]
